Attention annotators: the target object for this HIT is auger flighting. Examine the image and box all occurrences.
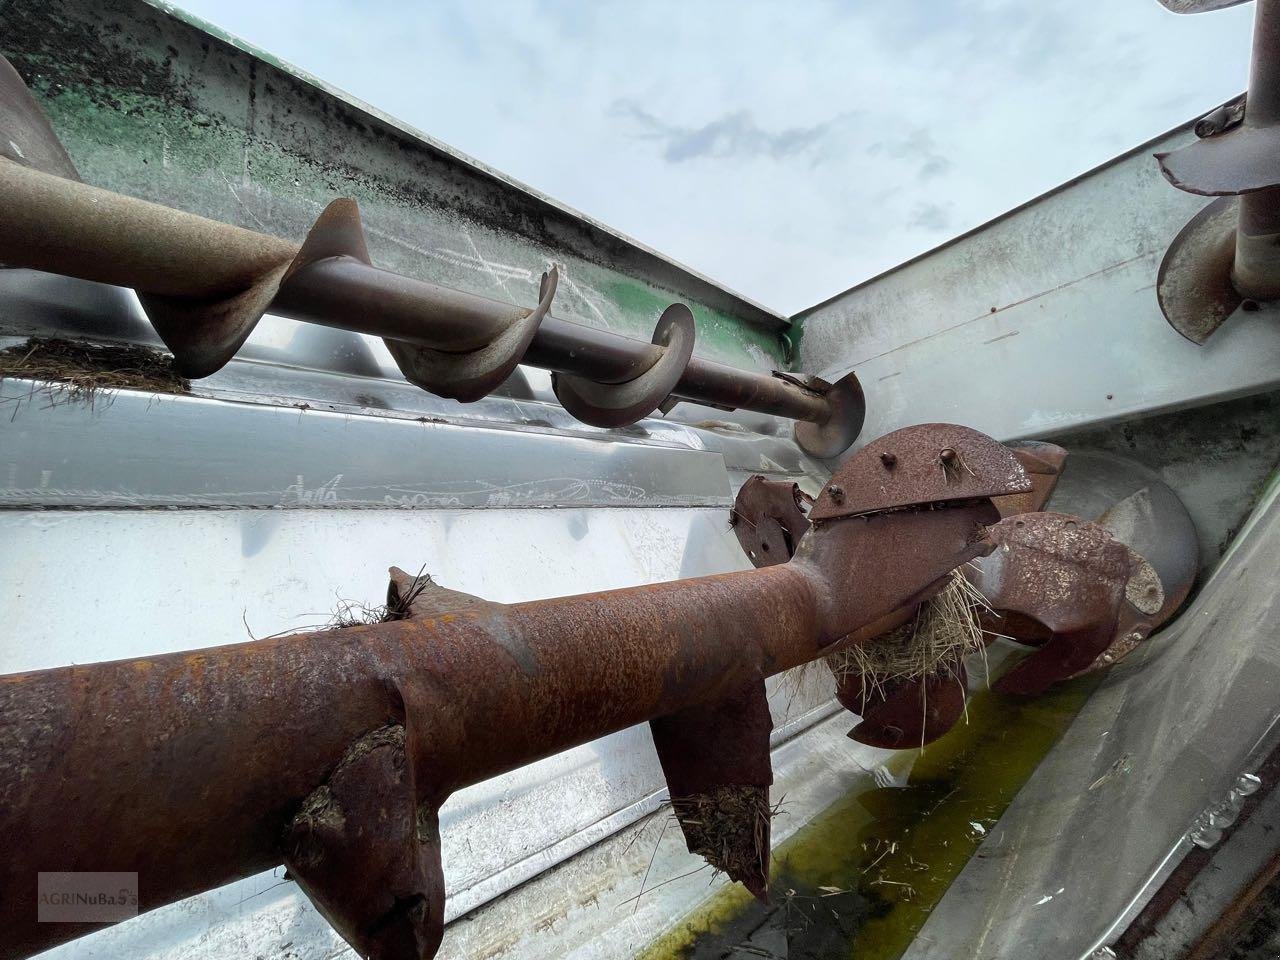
[0,424,1031,960]
[0,56,863,457]
[1156,0,1280,343]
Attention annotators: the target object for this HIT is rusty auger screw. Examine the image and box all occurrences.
[0,424,1033,960]
[827,483,846,504]
[880,452,897,469]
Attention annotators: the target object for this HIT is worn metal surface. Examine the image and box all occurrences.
[972,512,1166,696]
[834,442,1070,748]
[901,470,1280,960]
[732,441,1062,747]
[0,424,1026,959]
[793,118,1280,449]
[1195,93,1249,138]
[0,54,78,180]
[994,441,1069,517]
[791,370,867,459]
[837,660,969,750]
[1095,485,1200,625]
[553,304,696,429]
[0,378,736,510]
[730,475,813,567]
[0,0,789,363]
[1122,754,1278,959]
[649,679,775,898]
[1156,0,1280,337]
[0,147,853,447]
[0,0,850,456]
[730,442,1055,751]
[1043,403,1280,571]
[1155,195,1242,343]
[0,503,836,931]
[808,423,1031,522]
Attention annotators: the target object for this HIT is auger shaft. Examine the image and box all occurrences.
[0,507,995,960]
[1236,0,1280,299]
[1156,0,1280,338]
[0,423,1031,960]
[0,159,834,431]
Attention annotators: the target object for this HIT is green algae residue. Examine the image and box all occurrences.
[639,677,1099,960]
[600,279,789,371]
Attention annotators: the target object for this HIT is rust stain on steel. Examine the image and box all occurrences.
[0,58,862,454]
[970,512,1166,696]
[993,441,1068,518]
[285,724,446,960]
[553,303,697,428]
[650,679,774,899]
[730,474,813,567]
[808,423,1031,522]
[831,443,1066,748]
[728,443,1064,747]
[0,424,1028,960]
[838,659,969,750]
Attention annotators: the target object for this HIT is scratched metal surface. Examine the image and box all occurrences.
[793,117,1280,450]
[5,4,1279,960]
[0,379,735,511]
[0,507,839,934]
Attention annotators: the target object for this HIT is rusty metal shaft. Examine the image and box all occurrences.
[0,513,984,959]
[0,159,835,430]
[0,423,1029,960]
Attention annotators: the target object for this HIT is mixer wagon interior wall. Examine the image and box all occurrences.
[3,1,1280,959]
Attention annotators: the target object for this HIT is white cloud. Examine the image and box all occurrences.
[176,0,1256,313]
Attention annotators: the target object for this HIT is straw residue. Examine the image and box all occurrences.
[0,337,188,409]
[827,568,988,703]
[671,784,772,888]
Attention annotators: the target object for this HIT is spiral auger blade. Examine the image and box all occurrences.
[143,261,293,378]
[275,199,562,403]
[552,302,696,427]
[0,53,868,453]
[0,56,80,181]
[649,679,774,901]
[144,200,374,378]
[386,265,558,402]
[792,371,867,460]
[1154,0,1280,343]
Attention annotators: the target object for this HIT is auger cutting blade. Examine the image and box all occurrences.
[1158,124,1280,197]
[1157,196,1242,344]
[650,679,774,901]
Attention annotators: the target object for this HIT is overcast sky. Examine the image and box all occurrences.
[176,0,1255,315]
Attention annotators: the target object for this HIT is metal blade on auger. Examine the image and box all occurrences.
[0,424,1030,960]
[650,680,775,900]
[0,54,866,456]
[1154,0,1280,341]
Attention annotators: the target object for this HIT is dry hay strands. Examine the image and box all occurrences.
[326,566,435,630]
[0,337,189,413]
[827,568,990,705]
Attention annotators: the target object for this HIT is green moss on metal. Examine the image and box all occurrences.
[4,0,791,371]
[601,279,788,371]
[639,677,1099,960]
